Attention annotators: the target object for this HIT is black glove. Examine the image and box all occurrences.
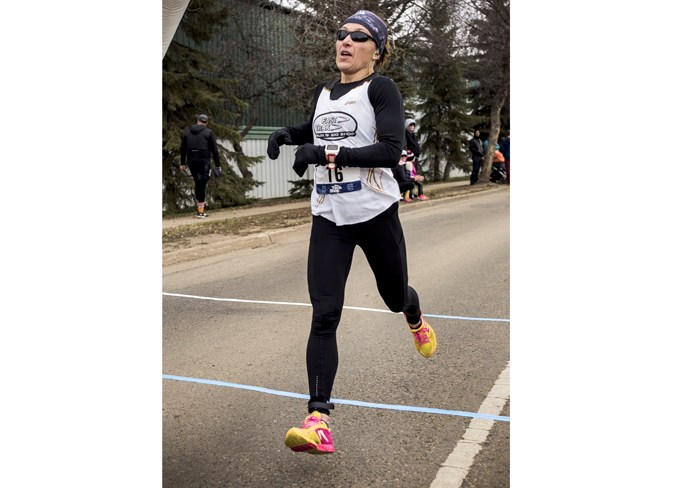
[267,128,293,159]
[212,166,223,178]
[293,144,325,177]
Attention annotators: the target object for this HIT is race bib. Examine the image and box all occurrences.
[315,166,362,195]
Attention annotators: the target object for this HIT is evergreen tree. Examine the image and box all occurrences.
[417,60,477,180]
[162,0,261,213]
[414,0,477,181]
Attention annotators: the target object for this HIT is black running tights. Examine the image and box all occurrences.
[188,161,210,202]
[305,202,422,414]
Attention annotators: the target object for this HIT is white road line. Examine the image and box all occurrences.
[162,292,510,323]
[430,362,510,488]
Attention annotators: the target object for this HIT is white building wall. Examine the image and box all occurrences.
[220,138,311,200]
[222,137,467,200]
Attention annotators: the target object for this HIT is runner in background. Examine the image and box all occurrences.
[180,114,222,218]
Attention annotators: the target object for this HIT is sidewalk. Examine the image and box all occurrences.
[162,180,473,231]
[162,180,506,266]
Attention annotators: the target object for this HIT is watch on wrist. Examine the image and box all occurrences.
[324,145,340,170]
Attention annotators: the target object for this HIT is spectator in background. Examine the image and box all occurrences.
[406,150,429,201]
[469,130,484,185]
[394,149,415,201]
[483,137,500,155]
[404,119,426,184]
[490,148,507,184]
[180,114,223,218]
[501,130,510,184]
[404,118,420,160]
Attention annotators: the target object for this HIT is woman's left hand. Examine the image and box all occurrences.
[293,144,326,177]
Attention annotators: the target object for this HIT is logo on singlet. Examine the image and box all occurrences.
[313,111,358,141]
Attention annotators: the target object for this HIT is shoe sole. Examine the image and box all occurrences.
[285,429,334,454]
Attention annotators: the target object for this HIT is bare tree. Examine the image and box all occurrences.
[217,0,508,187]
[210,1,299,178]
[273,0,426,117]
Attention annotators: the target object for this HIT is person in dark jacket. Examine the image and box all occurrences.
[404,118,420,161]
[469,130,484,185]
[180,114,222,218]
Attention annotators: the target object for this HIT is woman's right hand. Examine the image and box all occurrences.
[267,128,293,159]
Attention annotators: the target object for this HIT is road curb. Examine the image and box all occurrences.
[162,224,310,267]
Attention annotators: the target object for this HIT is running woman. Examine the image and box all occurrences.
[266,9,437,455]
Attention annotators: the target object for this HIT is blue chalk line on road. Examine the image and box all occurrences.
[162,292,510,323]
[163,374,510,422]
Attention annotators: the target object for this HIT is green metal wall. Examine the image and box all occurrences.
[174,0,306,131]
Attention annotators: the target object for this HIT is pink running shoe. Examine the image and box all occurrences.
[284,411,334,454]
[417,194,429,201]
[409,317,437,358]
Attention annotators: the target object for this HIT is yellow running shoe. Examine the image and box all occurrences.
[285,411,334,454]
[409,317,437,358]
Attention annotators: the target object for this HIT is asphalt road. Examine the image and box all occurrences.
[162,188,510,487]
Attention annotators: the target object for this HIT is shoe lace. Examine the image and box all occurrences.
[302,415,323,429]
[413,325,430,346]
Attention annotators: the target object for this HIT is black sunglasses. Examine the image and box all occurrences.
[336,29,376,44]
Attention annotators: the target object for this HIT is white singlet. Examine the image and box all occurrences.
[311,80,400,226]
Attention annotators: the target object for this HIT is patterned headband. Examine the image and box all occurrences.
[342,10,388,55]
